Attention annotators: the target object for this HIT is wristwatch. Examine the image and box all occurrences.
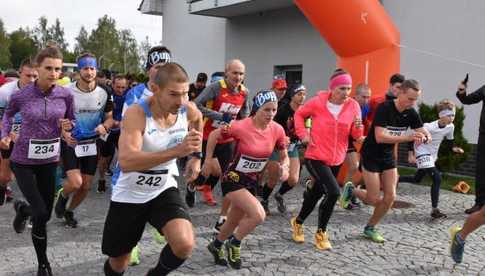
[190,152,203,159]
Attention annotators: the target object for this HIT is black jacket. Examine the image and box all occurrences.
[456,85,485,134]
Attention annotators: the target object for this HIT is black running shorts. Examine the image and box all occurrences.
[61,140,98,175]
[101,186,191,257]
[220,170,257,196]
[361,154,396,173]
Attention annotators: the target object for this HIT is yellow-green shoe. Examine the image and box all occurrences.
[151,226,166,245]
[363,225,385,243]
[129,245,141,266]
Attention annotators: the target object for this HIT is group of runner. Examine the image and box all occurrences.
[0,43,483,275]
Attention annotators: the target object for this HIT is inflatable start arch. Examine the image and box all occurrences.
[294,0,400,184]
[294,0,399,96]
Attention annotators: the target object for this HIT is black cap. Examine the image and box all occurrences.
[146,46,172,70]
[196,72,208,83]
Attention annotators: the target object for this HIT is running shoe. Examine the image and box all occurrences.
[0,185,5,206]
[185,185,195,208]
[37,263,53,276]
[207,240,228,266]
[213,217,226,233]
[105,169,113,177]
[315,229,332,250]
[54,188,68,218]
[97,179,106,193]
[291,217,304,243]
[64,210,78,228]
[431,208,447,219]
[151,226,166,245]
[465,204,481,214]
[225,241,241,269]
[129,245,141,266]
[6,186,13,202]
[261,199,270,215]
[363,225,385,243]
[340,181,354,209]
[450,226,465,263]
[13,200,29,233]
[274,193,287,213]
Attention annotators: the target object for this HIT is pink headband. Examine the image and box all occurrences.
[329,74,352,90]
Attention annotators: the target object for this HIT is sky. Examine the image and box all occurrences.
[1,0,163,51]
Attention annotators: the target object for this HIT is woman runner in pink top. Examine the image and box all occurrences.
[205,90,288,270]
[290,69,363,250]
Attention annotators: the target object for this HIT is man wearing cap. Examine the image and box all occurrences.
[192,59,250,231]
[55,52,113,228]
[272,78,288,105]
[122,46,172,114]
[189,72,208,101]
[260,84,307,214]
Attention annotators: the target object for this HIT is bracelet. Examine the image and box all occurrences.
[190,152,203,159]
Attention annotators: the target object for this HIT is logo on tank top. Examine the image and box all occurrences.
[167,135,184,148]
[147,128,157,135]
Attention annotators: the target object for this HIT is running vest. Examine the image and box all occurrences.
[111,99,188,204]
[68,82,109,137]
[202,79,247,142]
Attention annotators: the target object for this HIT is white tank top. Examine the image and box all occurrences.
[111,99,188,203]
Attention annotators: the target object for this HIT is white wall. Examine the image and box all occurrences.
[225,7,336,97]
[161,0,227,82]
[384,0,485,142]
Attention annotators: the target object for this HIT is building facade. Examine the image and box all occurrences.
[140,0,485,143]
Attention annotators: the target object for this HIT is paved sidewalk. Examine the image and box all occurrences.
[1,177,484,275]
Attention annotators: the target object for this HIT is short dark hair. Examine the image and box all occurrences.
[152,63,189,89]
[34,46,63,66]
[390,73,405,85]
[113,74,127,82]
[401,79,420,92]
[330,68,348,79]
[19,58,33,70]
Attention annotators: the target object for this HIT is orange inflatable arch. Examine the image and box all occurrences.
[294,0,400,184]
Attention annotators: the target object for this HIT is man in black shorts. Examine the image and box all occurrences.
[342,79,430,243]
[102,63,203,275]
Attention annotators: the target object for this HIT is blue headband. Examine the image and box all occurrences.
[78,57,97,69]
[252,90,278,113]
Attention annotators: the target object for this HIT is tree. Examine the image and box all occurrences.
[138,36,152,70]
[33,16,51,49]
[0,19,12,69]
[9,28,37,69]
[74,26,89,56]
[87,15,120,70]
[49,18,68,51]
[118,29,140,73]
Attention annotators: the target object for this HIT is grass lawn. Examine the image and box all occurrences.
[398,166,475,195]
